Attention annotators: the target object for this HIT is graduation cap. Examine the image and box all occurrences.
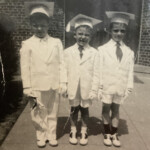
[66,14,102,32]
[106,11,135,25]
[24,1,54,17]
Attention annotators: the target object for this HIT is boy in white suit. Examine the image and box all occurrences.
[64,14,101,146]
[20,2,66,148]
[96,12,135,147]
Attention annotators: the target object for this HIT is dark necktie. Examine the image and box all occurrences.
[78,46,84,58]
[116,42,123,62]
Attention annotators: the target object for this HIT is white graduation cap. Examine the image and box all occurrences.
[66,14,102,32]
[24,1,54,17]
[106,11,135,25]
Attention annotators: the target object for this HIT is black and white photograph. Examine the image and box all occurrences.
[0,0,149,150]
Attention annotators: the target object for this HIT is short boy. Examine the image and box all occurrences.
[64,14,101,145]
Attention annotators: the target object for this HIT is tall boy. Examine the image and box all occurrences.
[64,14,101,145]
[20,2,66,147]
[96,11,135,147]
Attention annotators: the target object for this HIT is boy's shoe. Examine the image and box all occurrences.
[103,134,112,146]
[79,127,88,146]
[111,133,121,147]
[69,127,78,145]
[37,140,46,148]
[49,139,58,147]
[79,132,88,145]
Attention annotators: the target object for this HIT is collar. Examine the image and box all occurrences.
[33,34,49,42]
[75,43,90,50]
[110,39,124,46]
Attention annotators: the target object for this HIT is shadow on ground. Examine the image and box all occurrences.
[118,119,129,136]
[57,117,129,140]
[134,75,144,84]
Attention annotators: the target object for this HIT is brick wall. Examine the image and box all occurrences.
[138,0,150,66]
[0,0,65,74]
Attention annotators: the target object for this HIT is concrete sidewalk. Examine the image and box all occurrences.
[1,67,150,150]
[134,64,150,74]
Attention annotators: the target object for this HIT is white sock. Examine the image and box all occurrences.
[81,126,87,133]
[71,126,77,132]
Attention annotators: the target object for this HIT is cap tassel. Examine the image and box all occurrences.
[66,22,71,32]
[104,28,111,35]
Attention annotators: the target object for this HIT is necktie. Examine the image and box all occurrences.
[78,46,84,58]
[116,42,123,62]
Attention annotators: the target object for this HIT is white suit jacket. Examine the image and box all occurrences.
[96,39,134,96]
[64,43,99,100]
[20,35,66,91]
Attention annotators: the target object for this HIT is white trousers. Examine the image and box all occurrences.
[30,90,60,141]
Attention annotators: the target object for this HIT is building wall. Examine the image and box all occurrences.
[138,0,150,66]
[0,0,65,74]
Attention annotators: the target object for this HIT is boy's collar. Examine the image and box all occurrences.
[75,43,90,49]
[110,39,124,46]
[34,34,49,41]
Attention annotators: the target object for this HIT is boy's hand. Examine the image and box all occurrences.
[23,88,34,97]
[59,83,67,95]
[89,90,97,100]
[120,88,132,104]
[124,88,132,99]
[29,97,37,109]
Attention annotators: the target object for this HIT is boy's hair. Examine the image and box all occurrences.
[109,22,127,31]
[29,13,50,24]
[74,25,93,34]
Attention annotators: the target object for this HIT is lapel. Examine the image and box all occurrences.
[71,44,81,63]
[70,44,94,65]
[120,44,132,65]
[105,40,131,66]
[30,35,54,64]
[80,45,93,64]
[45,37,56,64]
[106,40,119,64]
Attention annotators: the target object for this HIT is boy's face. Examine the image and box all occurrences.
[74,26,92,47]
[31,17,49,38]
[111,23,126,42]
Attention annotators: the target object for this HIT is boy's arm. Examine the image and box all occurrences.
[20,42,32,95]
[20,42,31,88]
[121,51,134,104]
[90,49,103,100]
[97,49,104,100]
[57,40,67,94]
[98,49,103,90]
[127,51,134,90]
[91,51,100,93]
[122,51,134,102]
